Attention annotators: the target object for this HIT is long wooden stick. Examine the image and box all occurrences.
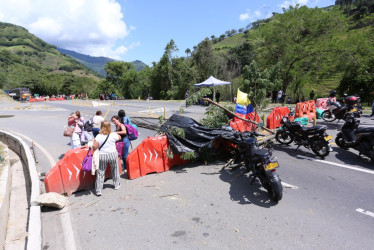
[202,98,275,134]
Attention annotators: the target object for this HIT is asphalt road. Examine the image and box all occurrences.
[0,100,373,249]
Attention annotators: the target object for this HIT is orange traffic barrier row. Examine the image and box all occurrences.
[126,135,188,180]
[294,100,316,121]
[29,98,45,102]
[45,147,122,195]
[266,107,293,129]
[230,112,260,132]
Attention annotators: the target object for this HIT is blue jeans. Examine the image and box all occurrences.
[92,128,100,138]
[122,137,130,170]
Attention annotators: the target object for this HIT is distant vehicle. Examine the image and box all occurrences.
[9,88,31,101]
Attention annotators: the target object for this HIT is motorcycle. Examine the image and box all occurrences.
[275,116,332,157]
[224,131,283,202]
[335,114,374,162]
[321,96,362,122]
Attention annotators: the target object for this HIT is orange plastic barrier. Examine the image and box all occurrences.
[230,112,260,132]
[126,135,188,180]
[307,100,316,120]
[45,147,122,195]
[294,102,309,119]
[49,97,58,101]
[266,107,293,129]
[294,101,316,120]
[29,98,37,102]
[57,97,65,101]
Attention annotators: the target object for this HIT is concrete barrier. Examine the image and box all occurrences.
[0,143,11,248]
[0,130,41,250]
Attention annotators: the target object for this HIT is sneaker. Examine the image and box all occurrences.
[114,183,121,190]
[96,191,102,196]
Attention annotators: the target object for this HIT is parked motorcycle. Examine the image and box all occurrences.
[335,114,374,162]
[225,131,283,202]
[321,95,361,122]
[275,116,332,157]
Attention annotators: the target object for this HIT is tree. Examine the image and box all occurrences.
[192,38,217,81]
[185,48,191,58]
[250,5,346,91]
[241,60,281,112]
[150,40,178,99]
[105,61,137,98]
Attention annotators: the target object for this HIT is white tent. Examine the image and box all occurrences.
[194,75,231,87]
[193,75,232,101]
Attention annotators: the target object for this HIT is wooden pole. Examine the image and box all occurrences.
[202,98,275,134]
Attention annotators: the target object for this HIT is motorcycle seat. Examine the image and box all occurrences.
[252,148,270,157]
[355,127,374,134]
[300,125,326,133]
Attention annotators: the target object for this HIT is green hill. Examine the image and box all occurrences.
[206,5,374,102]
[0,22,100,95]
[57,48,148,76]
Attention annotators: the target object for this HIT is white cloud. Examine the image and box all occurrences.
[279,0,309,9]
[0,0,134,59]
[239,9,251,21]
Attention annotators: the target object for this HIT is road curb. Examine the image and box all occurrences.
[0,143,11,248]
[0,130,41,250]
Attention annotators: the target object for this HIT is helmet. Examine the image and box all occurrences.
[329,90,337,97]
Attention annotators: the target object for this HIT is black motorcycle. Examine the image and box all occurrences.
[224,131,283,202]
[275,116,332,157]
[335,114,374,162]
[321,96,361,122]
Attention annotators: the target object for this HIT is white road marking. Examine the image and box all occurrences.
[315,159,374,175]
[138,107,164,113]
[356,208,374,218]
[281,182,298,189]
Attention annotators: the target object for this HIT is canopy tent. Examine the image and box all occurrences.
[193,76,232,101]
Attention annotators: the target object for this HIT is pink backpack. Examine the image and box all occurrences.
[124,124,138,141]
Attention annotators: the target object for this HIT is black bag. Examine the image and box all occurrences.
[84,120,93,132]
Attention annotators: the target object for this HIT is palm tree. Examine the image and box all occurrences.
[185,48,191,58]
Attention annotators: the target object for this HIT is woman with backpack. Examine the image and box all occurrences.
[111,115,130,171]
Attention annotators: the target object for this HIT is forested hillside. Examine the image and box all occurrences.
[0,22,100,96]
[1,2,374,103]
[57,48,148,76]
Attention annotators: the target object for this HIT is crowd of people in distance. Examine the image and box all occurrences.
[66,109,133,196]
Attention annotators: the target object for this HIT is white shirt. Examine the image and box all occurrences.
[278,90,283,98]
[92,115,104,129]
[95,132,119,154]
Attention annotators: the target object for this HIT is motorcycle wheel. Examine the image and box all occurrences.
[312,142,330,158]
[321,110,336,122]
[275,130,293,145]
[335,133,348,149]
[265,173,283,202]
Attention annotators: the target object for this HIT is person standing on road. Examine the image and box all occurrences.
[185,90,189,107]
[371,100,374,117]
[277,89,283,103]
[68,112,83,149]
[272,89,277,103]
[216,90,221,103]
[112,115,129,171]
[310,90,315,100]
[92,110,104,138]
[92,121,121,196]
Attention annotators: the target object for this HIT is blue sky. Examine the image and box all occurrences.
[0,0,335,65]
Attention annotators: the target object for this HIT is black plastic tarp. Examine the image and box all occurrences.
[159,114,238,154]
